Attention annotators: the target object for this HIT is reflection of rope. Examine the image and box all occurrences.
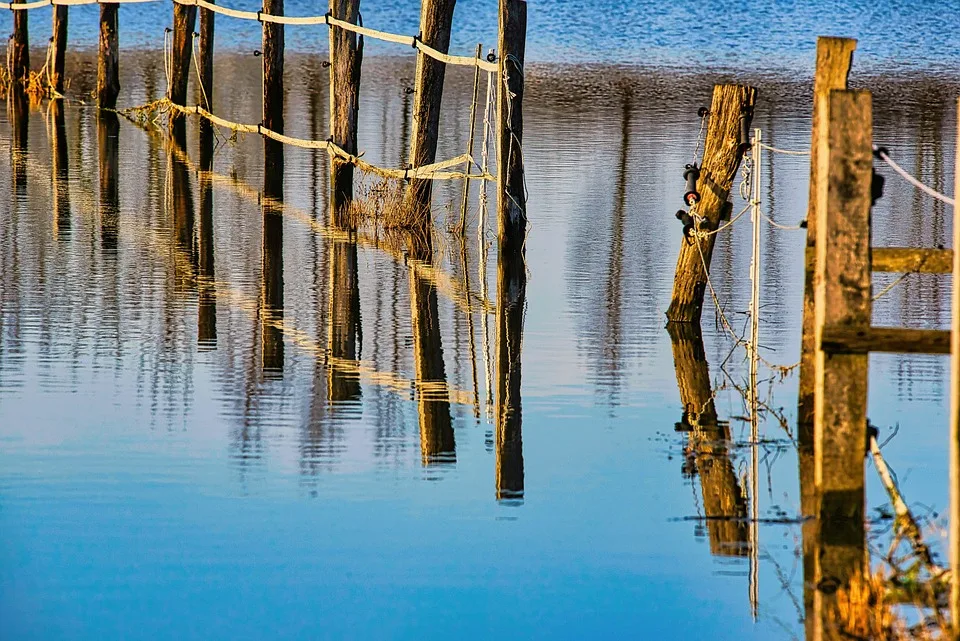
[873,145,955,206]
[162,28,172,96]
[872,271,913,302]
[759,209,804,231]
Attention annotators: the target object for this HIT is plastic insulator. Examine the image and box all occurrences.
[675,209,687,221]
[486,50,497,63]
[871,169,885,206]
[738,113,750,153]
[697,107,709,118]
[682,223,695,238]
[683,164,700,206]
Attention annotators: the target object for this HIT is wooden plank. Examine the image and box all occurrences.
[798,36,857,456]
[821,326,950,355]
[665,84,757,323]
[872,247,952,273]
[950,97,960,636]
[812,90,871,637]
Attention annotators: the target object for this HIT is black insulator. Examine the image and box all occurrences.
[683,164,700,206]
[871,169,885,206]
[738,111,750,153]
[800,219,808,229]
[253,50,262,57]
[873,146,889,159]
[697,107,709,118]
[676,209,692,227]
[486,49,497,63]
[321,60,331,68]
[682,223,695,238]
[698,219,715,233]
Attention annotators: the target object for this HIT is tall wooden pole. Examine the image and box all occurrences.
[97,3,120,108]
[798,37,856,451]
[198,0,215,167]
[328,0,362,226]
[8,0,29,87]
[665,84,757,323]
[51,5,68,94]
[496,0,526,258]
[169,3,197,108]
[812,89,872,639]
[949,96,960,638]
[407,0,457,217]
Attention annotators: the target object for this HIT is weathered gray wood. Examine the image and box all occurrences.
[496,245,525,500]
[812,89,872,638]
[872,247,952,273]
[169,3,197,109]
[951,96,960,641]
[665,84,757,323]
[97,4,120,108]
[8,0,29,87]
[328,0,362,225]
[407,0,457,217]
[497,0,526,259]
[821,326,950,355]
[51,5,68,94]
[798,36,856,447]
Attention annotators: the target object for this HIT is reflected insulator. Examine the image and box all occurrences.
[738,111,751,153]
[871,168,885,206]
[683,164,700,206]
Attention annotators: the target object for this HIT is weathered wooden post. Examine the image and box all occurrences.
[198,0,215,165]
[407,0,456,216]
[8,0,29,87]
[98,3,120,108]
[950,97,960,637]
[169,1,197,108]
[328,0,362,225]
[51,5,68,94]
[798,37,857,446]
[665,84,757,323]
[497,0,526,259]
[812,89,872,639]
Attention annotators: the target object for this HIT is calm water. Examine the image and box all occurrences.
[0,18,958,641]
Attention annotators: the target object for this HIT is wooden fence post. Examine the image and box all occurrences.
[8,0,29,86]
[496,0,526,258]
[665,84,757,323]
[407,0,456,217]
[950,96,960,637]
[812,89,872,636]
[97,4,120,108]
[328,0,362,226]
[169,2,197,109]
[51,5,68,94]
[798,36,857,451]
[198,0,215,167]
[98,112,120,249]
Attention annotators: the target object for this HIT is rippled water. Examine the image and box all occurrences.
[0,44,957,640]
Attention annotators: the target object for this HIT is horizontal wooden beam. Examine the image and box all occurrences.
[821,325,950,355]
[871,247,952,274]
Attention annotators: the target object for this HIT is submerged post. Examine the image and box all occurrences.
[328,0,363,225]
[407,0,457,217]
[497,0,526,258]
[51,4,68,94]
[812,89,871,636]
[798,36,857,447]
[950,98,960,636]
[169,1,197,110]
[97,3,120,108]
[8,0,29,87]
[665,84,757,323]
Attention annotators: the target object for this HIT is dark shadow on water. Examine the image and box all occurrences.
[495,249,525,502]
[261,139,284,376]
[49,101,71,239]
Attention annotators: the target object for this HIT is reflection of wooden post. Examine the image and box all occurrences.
[51,5,69,94]
[409,237,455,465]
[798,37,856,450]
[8,0,29,86]
[198,170,216,347]
[813,89,871,639]
[50,101,71,238]
[408,0,456,215]
[667,323,748,555]
[328,0,362,222]
[328,238,362,402]
[9,89,28,193]
[496,250,525,500]
[950,97,960,636]
[97,3,120,108]
[98,113,120,251]
[666,85,757,323]
[261,143,284,375]
[170,139,196,263]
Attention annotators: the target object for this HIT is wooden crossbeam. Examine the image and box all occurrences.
[872,247,952,274]
[821,325,951,355]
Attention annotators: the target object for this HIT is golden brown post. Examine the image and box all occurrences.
[51,4,68,94]
[665,84,757,323]
[407,0,457,217]
[328,0,362,223]
[497,0,526,259]
[798,36,856,453]
[8,0,29,87]
[812,89,872,639]
[950,97,960,638]
[97,3,120,108]
[169,2,197,109]
[198,0,215,163]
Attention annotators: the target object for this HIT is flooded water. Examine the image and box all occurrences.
[0,35,959,641]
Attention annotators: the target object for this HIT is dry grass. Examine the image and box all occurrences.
[0,66,69,106]
[832,570,950,640]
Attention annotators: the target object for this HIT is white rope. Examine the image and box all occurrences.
[759,209,805,231]
[874,145,956,206]
[758,142,809,156]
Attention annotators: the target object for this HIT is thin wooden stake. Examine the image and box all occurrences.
[949,96,960,637]
[458,43,483,237]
